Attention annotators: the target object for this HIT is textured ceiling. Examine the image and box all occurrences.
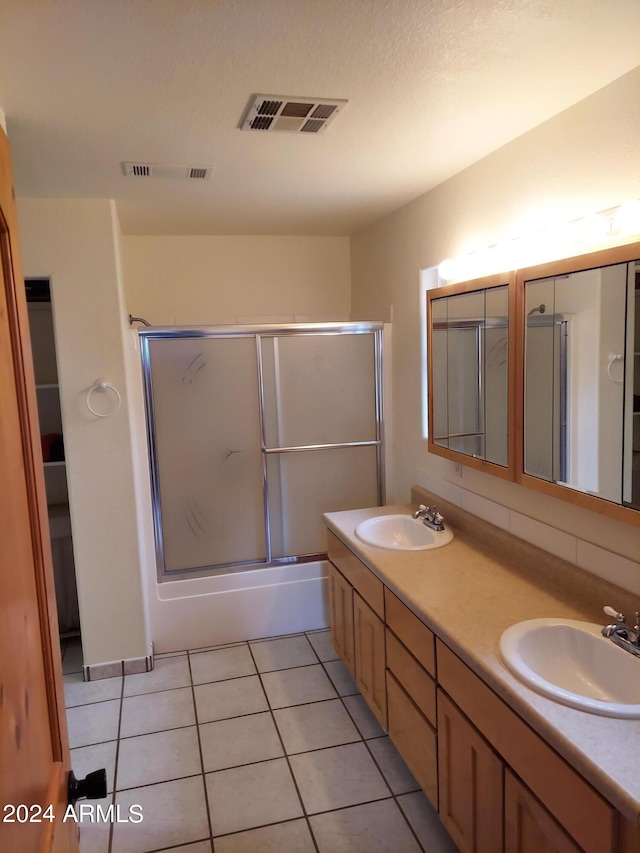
[1,0,639,235]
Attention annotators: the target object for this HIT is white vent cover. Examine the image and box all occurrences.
[241,95,347,134]
[122,163,214,180]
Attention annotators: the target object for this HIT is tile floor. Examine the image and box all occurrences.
[62,630,458,853]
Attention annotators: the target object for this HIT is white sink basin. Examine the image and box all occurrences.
[354,514,454,551]
[500,618,640,718]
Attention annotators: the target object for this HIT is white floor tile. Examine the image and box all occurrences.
[116,726,201,790]
[161,843,212,853]
[206,758,303,836]
[77,794,112,853]
[67,699,120,749]
[64,672,122,708]
[398,791,459,852]
[289,742,389,814]
[215,818,315,853]
[112,776,209,853]
[194,675,268,723]
[323,660,358,696]
[200,712,283,772]
[343,694,386,739]
[120,686,195,737]
[71,740,117,794]
[274,699,360,754]
[310,798,422,852]
[262,664,337,709]
[124,655,191,697]
[367,736,419,794]
[306,629,339,662]
[249,635,317,672]
[189,645,256,685]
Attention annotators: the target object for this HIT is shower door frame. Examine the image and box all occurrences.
[139,322,385,581]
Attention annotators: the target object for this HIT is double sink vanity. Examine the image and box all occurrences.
[324,489,640,853]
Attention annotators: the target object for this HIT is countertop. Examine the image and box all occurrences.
[324,501,640,825]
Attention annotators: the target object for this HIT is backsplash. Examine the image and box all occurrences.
[414,472,640,597]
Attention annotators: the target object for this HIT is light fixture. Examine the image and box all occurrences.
[615,200,640,235]
[438,200,640,283]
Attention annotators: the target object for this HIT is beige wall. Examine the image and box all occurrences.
[351,67,640,564]
[122,235,351,325]
[17,198,150,666]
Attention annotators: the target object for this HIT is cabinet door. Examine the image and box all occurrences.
[353,591,387,728]
[329,563,355,676]
[438,689,503,853]
[505,770,582,853]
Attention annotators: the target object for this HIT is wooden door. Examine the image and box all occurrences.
[437,688,503,853]
[353,591,387,727]
[0,128,78,852]
[505,770,582,853]
[329,563,355,676]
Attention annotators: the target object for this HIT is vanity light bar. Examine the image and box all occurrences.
[438,199,640,283]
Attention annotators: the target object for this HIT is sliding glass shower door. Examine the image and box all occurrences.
[141,324,383,579]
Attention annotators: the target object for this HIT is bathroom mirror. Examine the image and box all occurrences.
[518,242,640,524]
[427,273,516,480]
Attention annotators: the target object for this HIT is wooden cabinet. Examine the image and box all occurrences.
[326,531,640,853]
[353,592,386,727]
[437,688,503,853]
[505,770,582,853]
[329,563,355,676]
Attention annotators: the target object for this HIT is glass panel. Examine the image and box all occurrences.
[624,261,640,509]
[525,265,627,501]
[446,291,485,460]
[484,286,509,467]
[524,278,556,481]
[431,299,449,447]
[261,333,377,447]
[267,446,379,557]
[148,337,265,572]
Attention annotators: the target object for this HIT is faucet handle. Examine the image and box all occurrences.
[603,605,625,623]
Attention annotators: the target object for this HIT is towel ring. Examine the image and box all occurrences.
[86,380,122,418]
[606,353,624,385]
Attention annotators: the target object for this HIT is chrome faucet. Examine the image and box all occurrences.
[411,504,445,532]
[601,605,640,657]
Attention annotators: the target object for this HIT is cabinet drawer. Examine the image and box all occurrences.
[387,671,438,808]
[386,628,436,727]
[384,589,435,676]
[437,640,616,853]
[327,531,384,617]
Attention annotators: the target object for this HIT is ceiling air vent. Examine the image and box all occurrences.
[123,163,214,180]
[241,95,347,134]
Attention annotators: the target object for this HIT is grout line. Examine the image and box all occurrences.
[115,769,203,794]
[142,837,213,853]
[106,672,124,853]
[247,642,321,853]
[186,652,215,846]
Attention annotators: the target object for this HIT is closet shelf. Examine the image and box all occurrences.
[43,461,65,468]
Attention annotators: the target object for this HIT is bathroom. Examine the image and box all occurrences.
[2,3,640,851]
